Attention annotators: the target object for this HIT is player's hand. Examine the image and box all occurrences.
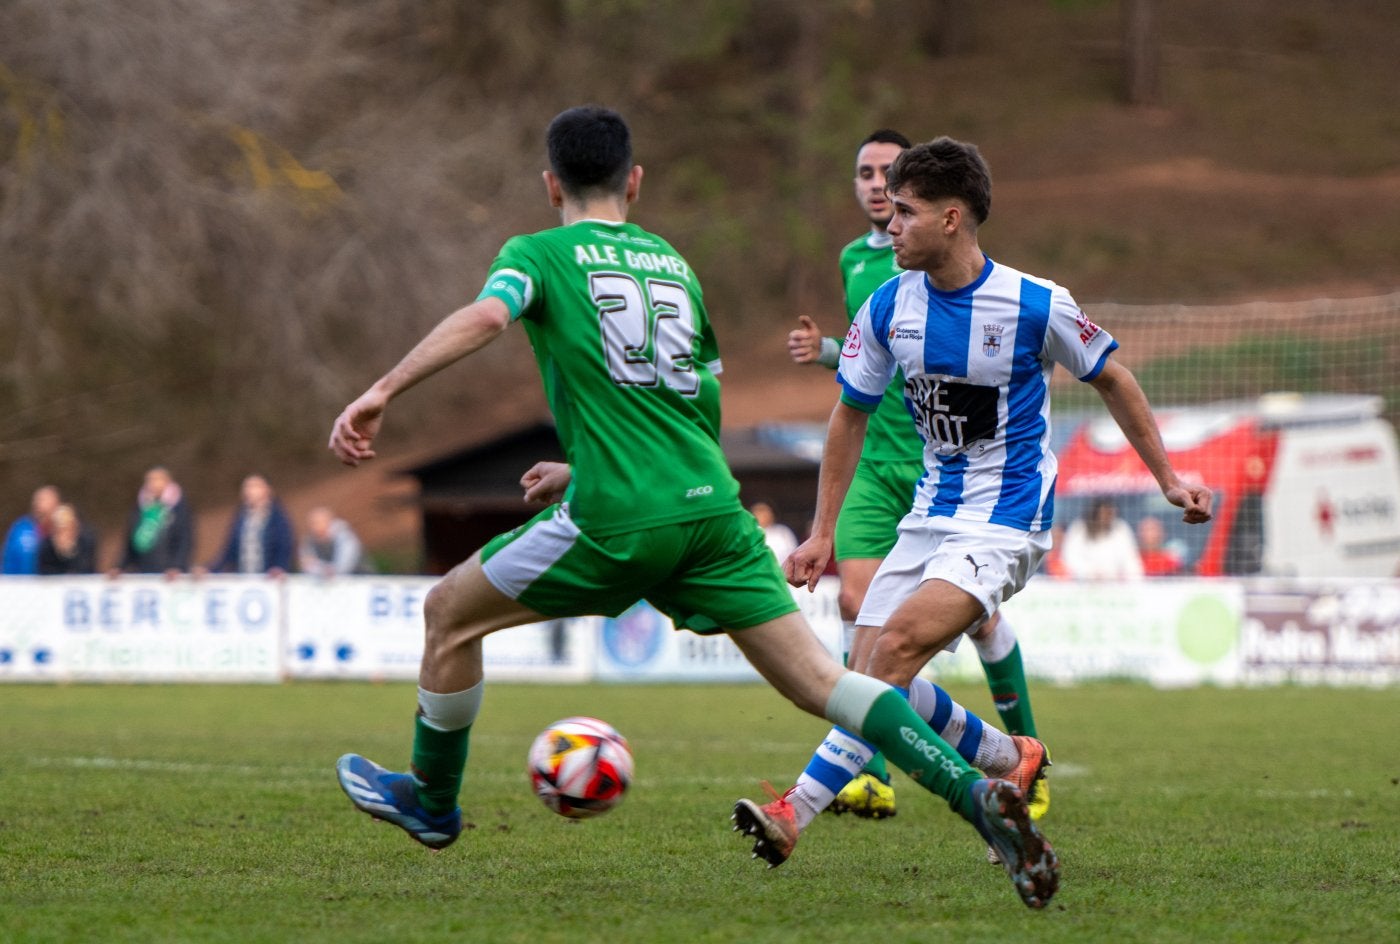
[521,461,572,505]
[787,315,823,365]
[329,389,388,466]
[1166,483,1214,524]
[783,534,832,592]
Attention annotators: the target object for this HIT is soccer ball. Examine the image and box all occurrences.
[527,716,634,819]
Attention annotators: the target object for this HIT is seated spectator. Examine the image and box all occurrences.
[299,505,372,577]
[750,500,798,562]
[118,467,195,575]
[207,474,294,575]
[1059,497,1144,580]
[1136,514,1185,576]
[3,485,62,575]
[38,503,98,575]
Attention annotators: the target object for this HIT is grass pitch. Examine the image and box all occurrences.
[2,681,1397,943]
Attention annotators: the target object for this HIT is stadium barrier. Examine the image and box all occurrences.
[0,574,1395,686]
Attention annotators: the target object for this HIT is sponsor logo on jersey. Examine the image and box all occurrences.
[891,326,923,341]
[905,376,998,453]
[982,323,1005,357]
[842,323,862,357]
[1075,308,1102,345]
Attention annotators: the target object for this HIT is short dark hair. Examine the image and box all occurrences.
[884,136,992,225]
[859,128,912,151]
[546,105,633,199]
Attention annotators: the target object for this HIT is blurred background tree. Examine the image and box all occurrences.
[1,0,1396,548]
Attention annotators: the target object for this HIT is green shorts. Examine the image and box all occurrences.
[479,505,798,634]
[834,457,923,562]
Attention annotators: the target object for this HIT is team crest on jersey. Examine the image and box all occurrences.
[982,323,1005,357]
[842,323,862,358]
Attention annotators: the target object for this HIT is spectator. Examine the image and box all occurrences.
[2,485,61,574]
[118,467,195,575]
[38,503,98,575]
[1059,497,1144,580]
[750,501,798,562]
[299,505,371,576]
[1136,514,1185,576]
[207,474,294,575]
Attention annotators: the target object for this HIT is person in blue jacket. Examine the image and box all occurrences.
[3,485,62,574]
[207,474,294,575]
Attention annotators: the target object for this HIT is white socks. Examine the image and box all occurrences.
[417,682,484,732]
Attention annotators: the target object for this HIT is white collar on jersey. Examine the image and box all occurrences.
[866,230,893,249]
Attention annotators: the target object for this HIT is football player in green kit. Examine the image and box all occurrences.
[787,131,1047,821]
[328,105,1057,909]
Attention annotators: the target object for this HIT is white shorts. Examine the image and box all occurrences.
[855,513,1051,635]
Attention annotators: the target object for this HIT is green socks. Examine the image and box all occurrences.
[981,642,1037,738]
[861,751,891,784]
[411,714,471,814]
[827,673,979,820]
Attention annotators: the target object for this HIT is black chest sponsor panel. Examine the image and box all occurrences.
[905,377,999,452]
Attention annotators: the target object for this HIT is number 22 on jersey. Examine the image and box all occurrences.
[590,272,699,396]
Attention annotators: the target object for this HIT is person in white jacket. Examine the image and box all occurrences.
[1059,498,1144,580]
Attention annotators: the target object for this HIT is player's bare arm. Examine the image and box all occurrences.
[329,297,512,466]
[520,461,572,505]
[1089,358,1214,523]
[786,401,869,590]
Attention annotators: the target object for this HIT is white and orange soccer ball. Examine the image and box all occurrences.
[527,716,634,819]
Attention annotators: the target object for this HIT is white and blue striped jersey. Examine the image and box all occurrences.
[836,256,1117,532]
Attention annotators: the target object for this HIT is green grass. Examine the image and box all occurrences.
[2,682,1397,943]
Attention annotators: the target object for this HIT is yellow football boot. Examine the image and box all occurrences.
[828,772,897,819]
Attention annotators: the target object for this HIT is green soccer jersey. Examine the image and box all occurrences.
[837,232,923,464]
[477,219,742,537]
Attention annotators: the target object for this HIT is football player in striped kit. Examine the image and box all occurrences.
[786,130,1049,822]
[737,136,1212,878]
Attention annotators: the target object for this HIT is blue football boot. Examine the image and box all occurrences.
[336,753,461,850]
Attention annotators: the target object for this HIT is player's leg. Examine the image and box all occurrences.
[783,661,1028,824]
[906,673,1049,810]
[338,504,620,849]
[970,610,1039,737]
[778,517,1005,826]
[659,511,979,827]
[337,548,545,848]
[966,609,1050,820]
[828,557,896,813]
[828,458,916,809]
[728,613,1058,908]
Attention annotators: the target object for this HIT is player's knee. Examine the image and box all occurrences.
[837,585,864,622]
[423,580,476,645]
[866,624,937,682]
